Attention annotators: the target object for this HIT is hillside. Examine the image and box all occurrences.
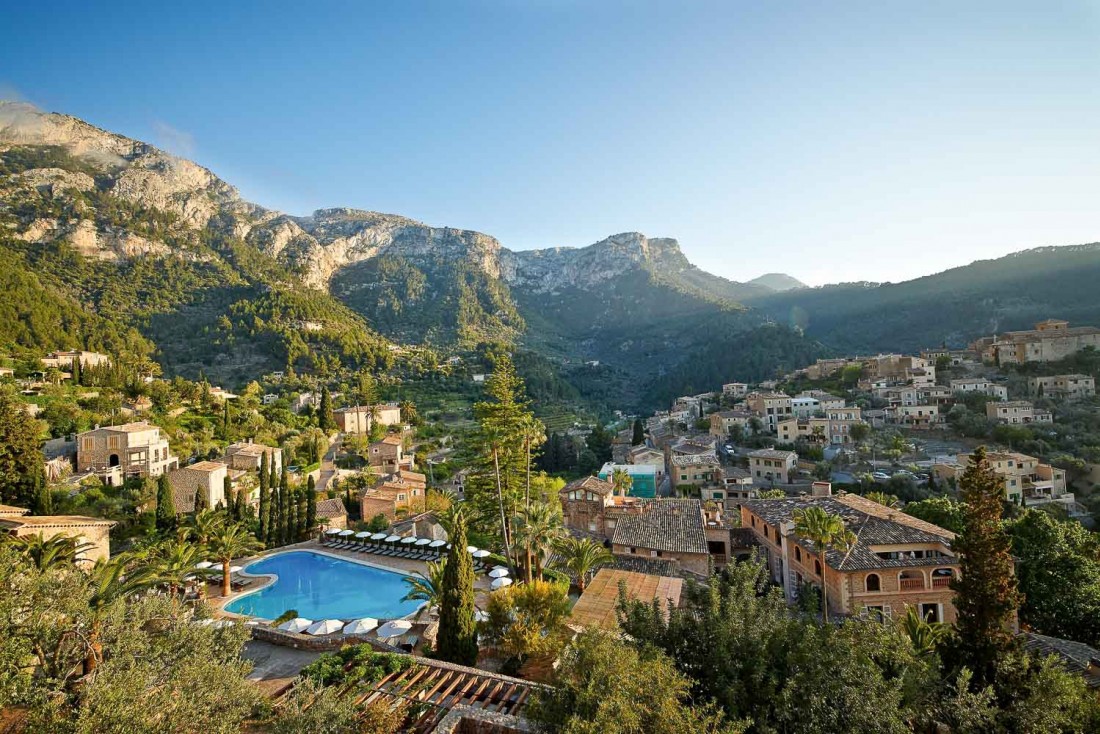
[0,102,823,408]
[748,272,806,292]
[744,244,1100,354]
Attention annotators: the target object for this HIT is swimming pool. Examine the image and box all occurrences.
[224,550,421,620]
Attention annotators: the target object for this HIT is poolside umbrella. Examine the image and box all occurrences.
[384,535,402,544]
[370,532,389,540]
[355,531,372,538]
[489,568,510,578]
[491,565,509,572]
[277,617,313,634]
[415,538,432,546]
[229,565,243,574]
[376,620,414,639]
[429,539,447,548]
[344,618,379,635]
[401,536,417,544]
[195,561,214,569]
[306,619,344,636]
[325,528,342,535]
[472,550,491,559]
[466,545,478,553]
[339,529,355,537]
[490,577,513,590]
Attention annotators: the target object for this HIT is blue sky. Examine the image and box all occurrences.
[4,1,1100,286]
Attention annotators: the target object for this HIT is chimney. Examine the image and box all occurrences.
[811,481,832,498]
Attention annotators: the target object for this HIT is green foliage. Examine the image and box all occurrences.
[435,515,478,665]
[0,384,44,507]
[154,474,176,533]
[904,495,966,534]
[300,645,412,687]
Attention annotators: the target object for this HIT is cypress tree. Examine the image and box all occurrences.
[306,475,317,534]
[222,400,231,440]
[73,357,82,386]
[257,453,269,541]
[155,474,176,533]
[31,471,52,515]
[947,446,1023,688]
[318,386,335,432]
[223,475,235,519]
[631,418,645,446]
[278,466,290,544]
[193,487,208,513]
[287,488,298,542]
[436,515,479,665]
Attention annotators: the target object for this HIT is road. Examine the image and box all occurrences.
[313,432,341,493]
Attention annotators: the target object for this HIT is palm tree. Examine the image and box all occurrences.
[512,502,563,582]
[207,522,261,597]
[899,605,947,657]
[189,508,226,547]
[402,558,447,619]
[85,556,157,672]
[553,536,613,592]
[793,506,856,622]
[150,539,205,597]
[5,533,93,571]
[865,491,900,509]
[610,468,633,497]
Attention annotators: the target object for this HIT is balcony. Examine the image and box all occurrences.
[899,578,925,591]
[932,577,951,589]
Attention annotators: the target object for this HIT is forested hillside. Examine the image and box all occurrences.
[745,244,1100,354]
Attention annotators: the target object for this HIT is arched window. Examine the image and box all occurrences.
[795,547,802,563]
[865,573,881,592]
[814,559,822,575]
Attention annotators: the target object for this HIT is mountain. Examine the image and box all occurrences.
[743,245,1100,354]
[748,272,806,292]
[0,102,823,408]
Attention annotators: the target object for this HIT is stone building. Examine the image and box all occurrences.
[76,422,178,485]
[0,504,116,565]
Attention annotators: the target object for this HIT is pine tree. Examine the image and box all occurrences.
[257,453,269,542]
[437,515,479,665]
[631,418,645,446]
[948,446,1023,688]
[305,474,317,534]
[318,386,335,432]
[155,474,176,533]
[0,385,46,506]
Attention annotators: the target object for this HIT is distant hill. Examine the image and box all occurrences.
[744,244,1100,354]
[748,273,806,292]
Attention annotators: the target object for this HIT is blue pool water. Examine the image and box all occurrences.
[224,550,421,620]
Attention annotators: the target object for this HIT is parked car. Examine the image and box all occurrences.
[871,471,891,482]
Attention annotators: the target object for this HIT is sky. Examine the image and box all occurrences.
[3,1,1100,286]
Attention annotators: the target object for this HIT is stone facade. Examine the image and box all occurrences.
[77,422,178,484]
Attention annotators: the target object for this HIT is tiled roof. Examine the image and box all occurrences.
[0,504,29,516]
[1023,633,1100,688]
[378,435,403,446]
[185,460,226,472]
[748,449,797,461]
[1,514,116,529]
[562,476,614,496]
[740,493,955,572]
[315,498,347,520]
[612,499,707,555]
[570,569,683,630]
[97,421,156,433]
[670,454,719,467]
[611,555,681,577]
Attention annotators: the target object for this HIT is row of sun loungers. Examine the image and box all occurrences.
[320,538,494,572]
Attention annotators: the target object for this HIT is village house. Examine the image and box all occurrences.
[972,319,1100,365]
[949,378,1009,401]
[333,405,373,434]
[359,479,426,521]
[744,391,793,433]
[315,497,348,530]
[891,404,942,428]
[76,422,178,485]
[709,409,753,438]
[41,350,111,371]
[748,448,798,485]
[949,452,1084,516]
[798,390,847,411]
[777,417,830,445]
[671,453,721,488]
[1028,374,1096,400]
[167,460,229,513]
[722,382,749,398]
[862,354,935,385]
[0,504,116,564]
[803,357,860,380]
[207,386,238,401]
[702,466,755,507]
[223,440,283,474]
[367,435,408,473]
[985,401,1053,425]
[627,444,665,469]
[740,492,961,624]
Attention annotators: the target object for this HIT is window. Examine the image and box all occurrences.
[865,573,881,592]
[795,547,802,562]
[814,560,822,575]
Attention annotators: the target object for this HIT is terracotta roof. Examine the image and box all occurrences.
[748,449,798,461]
[0,504,30,516]
[740,494,955,572]
[670,454,719,467]
[185,460,226,472]
[379,435,403,446]
[1023,633,1100,688]
[1,515,116,529]
[611,499,708,555]
[570,569,683,630]
[561,476,614,497]
[315,498,347,520]
[95,421,156,433]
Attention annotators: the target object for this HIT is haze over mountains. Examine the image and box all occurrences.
[3,101,1100,409]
